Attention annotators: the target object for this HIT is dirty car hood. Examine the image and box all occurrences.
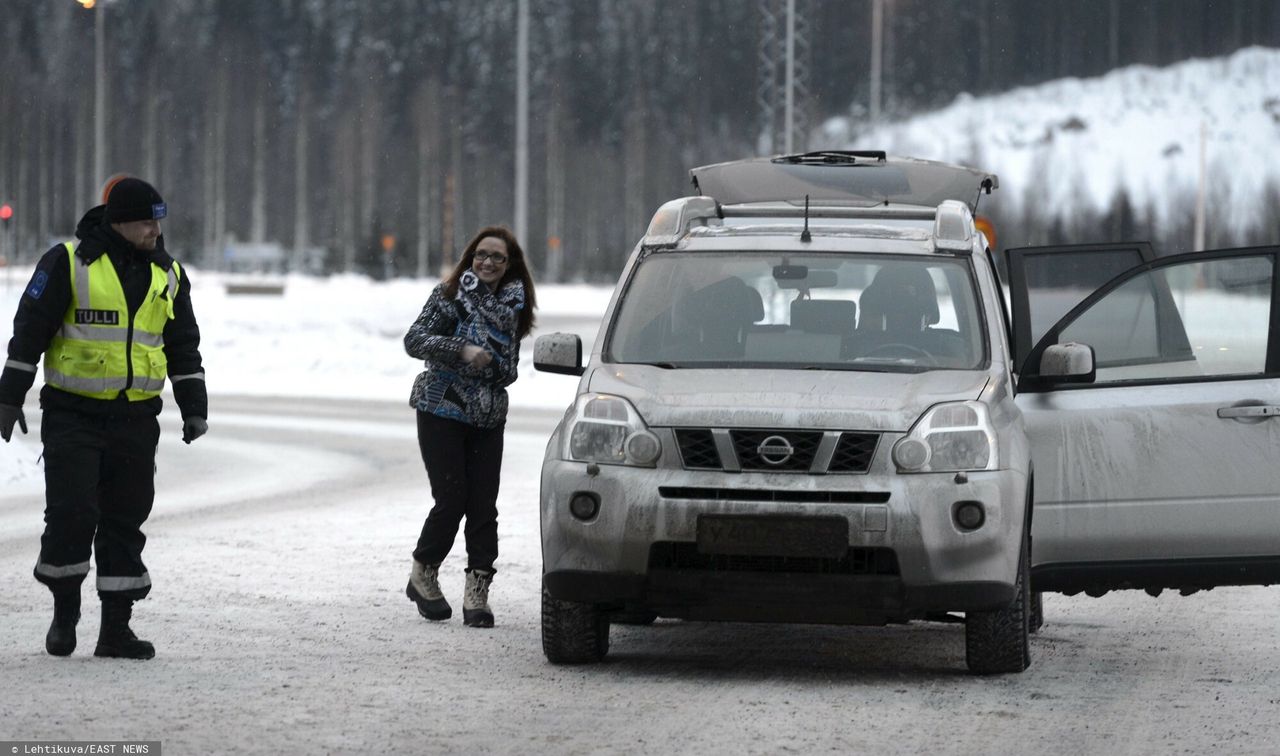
[588,365,990,431]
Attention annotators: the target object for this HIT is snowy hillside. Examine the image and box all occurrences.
[819,47,1280,233]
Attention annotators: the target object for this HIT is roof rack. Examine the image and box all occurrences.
[641,196,722,248]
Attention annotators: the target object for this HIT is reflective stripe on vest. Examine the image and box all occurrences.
[44,241,180,401]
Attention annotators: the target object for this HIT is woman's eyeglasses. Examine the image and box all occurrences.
[475,252,509,265]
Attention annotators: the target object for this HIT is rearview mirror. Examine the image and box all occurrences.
[534,333,585,376]
[773,267,838,289]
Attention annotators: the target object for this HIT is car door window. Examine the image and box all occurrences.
[1005,243,1155,371]
[1037,251,1274,384]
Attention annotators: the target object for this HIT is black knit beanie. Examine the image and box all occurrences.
[104,177,167,223]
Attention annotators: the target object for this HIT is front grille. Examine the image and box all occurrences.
[731,430,823,471]
[670,427,881,473]
[649,542,899,576]
[828,432,879,473]
[674,428,722,469]
[659,487,889,504]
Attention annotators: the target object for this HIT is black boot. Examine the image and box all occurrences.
[45,592,81,657]
[93,599,156,660]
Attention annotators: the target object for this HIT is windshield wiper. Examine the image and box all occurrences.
[771,150,887,166]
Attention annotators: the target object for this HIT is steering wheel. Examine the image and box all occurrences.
[862,342,938,365]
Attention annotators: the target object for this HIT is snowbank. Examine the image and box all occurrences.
[821,47,1280,231]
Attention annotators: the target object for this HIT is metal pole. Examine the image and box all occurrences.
[870,0,883,123]
[94,2,106,193]
[514,0,529,245]
[1194,121,1207,252]
[784,0,795,153]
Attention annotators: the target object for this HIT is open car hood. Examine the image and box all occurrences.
[690,152,998,212]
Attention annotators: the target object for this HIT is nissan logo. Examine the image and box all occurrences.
[757,435,795,465]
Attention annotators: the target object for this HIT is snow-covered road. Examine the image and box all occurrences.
[3,395,1279,754]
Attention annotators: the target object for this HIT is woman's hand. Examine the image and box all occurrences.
[461,344,493,369]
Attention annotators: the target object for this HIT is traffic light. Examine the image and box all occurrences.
[0,203,12,228]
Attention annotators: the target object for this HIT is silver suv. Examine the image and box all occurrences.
[534,151,1280,674]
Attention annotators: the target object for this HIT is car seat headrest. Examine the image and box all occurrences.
[859,265,940,331]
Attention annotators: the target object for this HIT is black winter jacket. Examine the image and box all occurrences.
[0,205,207,419]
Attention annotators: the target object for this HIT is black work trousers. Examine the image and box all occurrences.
[413,411,505,572]
[33,408,160,601]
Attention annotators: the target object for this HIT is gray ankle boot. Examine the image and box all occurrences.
[407,560,451,621]
[463,568,494,628]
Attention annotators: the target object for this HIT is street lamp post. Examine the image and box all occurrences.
[514,0,529,246]
[94,0,105,189]
[77,0,107,199]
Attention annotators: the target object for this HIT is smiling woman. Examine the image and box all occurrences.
[402,226,538,629]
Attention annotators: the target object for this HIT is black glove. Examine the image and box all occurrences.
[182,416,208,445]
[0,404,27,442]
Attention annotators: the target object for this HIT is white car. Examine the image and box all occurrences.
[534,151,1280,674]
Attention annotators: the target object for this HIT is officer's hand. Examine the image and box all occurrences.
[182,416,208,445]
[0,404,27,443]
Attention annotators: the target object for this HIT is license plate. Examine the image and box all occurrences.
[696,515,848,559]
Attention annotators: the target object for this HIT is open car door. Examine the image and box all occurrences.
[1012,246,1280,595]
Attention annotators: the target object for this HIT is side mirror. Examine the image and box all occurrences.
[534,333,584,376]
[1039,342,1095,383]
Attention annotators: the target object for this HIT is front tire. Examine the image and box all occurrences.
[1029,590,1044,634]
[965,532,1031,675]
[542,582,609,664]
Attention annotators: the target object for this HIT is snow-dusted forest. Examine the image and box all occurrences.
[2,0,1279,280]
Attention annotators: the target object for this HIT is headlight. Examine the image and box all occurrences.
[891,401,998,473]
[563,393,662,467]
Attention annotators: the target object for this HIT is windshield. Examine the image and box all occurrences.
[607,252,986,372]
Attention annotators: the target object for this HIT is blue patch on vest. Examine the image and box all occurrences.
[152,202,167,220]
[26,270,49,300]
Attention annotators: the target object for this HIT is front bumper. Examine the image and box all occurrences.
[540,459,1028,624]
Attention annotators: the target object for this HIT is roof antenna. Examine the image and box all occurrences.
[800,194,812,243]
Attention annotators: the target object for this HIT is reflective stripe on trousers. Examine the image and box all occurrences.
[34,560,92,579]
[97,573,152,592]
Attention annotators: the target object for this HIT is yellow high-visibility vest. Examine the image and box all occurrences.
[44,241,180,401]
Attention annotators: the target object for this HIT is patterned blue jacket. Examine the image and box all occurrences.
[405,271,525,429]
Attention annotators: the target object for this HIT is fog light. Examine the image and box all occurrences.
[954,501,985,530]
[569,492,600,521]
